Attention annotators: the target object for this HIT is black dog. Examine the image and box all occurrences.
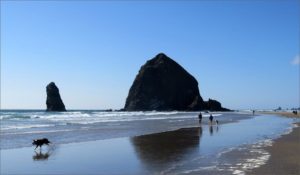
[32,138,51,149]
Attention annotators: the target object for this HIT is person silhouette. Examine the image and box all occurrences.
[198,112,202,124]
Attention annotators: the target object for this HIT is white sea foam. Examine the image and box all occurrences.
[232,170,245,175]
[226,122,299,175]
[217,147,236,157]
[1,124,55,130]
[181,165,217,174]
[282,123,298,136]
[219,139,273,175]
[3,129,75,135]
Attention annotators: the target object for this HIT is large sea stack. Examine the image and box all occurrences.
[46,82,66,111]
[124,53,229,111]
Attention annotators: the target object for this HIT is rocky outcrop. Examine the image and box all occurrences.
[204,98,229,111]
[46,82,66,111]
[124,53,229,111]
[125,53,205,111]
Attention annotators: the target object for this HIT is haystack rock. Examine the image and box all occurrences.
[46,82,66,111]
[124,53,229,111]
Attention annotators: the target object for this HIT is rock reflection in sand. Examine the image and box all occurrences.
[130,127,202,172]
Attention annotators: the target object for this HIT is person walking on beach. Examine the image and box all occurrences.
[198,112,202,124]
[209,114,213,125]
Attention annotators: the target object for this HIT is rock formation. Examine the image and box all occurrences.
[124,53,229,111]
[46,82,66,111]
[204,98,229,111]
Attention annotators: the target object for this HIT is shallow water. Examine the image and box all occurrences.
[0,114,296,175]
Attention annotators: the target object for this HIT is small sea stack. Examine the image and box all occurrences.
[46,82,66,111]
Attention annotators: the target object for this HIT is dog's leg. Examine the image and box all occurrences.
[35,145,38,150]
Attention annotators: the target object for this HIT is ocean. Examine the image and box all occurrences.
[1,110,225,149]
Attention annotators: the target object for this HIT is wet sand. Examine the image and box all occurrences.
[1,114,294,175]
[1,127,203,175]
[248,116,300,175]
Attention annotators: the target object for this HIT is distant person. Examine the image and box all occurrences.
[198,112,202,124]
[293,110,298,115]
[209,114,213,124]
[216,120,219,125]
[252,110,255,115]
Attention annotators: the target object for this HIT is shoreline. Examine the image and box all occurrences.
[247,112,300,175]
[1,112,298,174]
[258,111,300,118]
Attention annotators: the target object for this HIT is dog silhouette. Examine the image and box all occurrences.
[32,138,51,150]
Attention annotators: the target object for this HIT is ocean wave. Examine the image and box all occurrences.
[16,113,219,125]
[1,111,224,131]
[1,111,222,120]
[3,129,75,135]
[0,115,32,120]
[1,124,55,130]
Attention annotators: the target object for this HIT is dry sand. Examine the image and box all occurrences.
[248,112,300,175]
[259,111,300,118]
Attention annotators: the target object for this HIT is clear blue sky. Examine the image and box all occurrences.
[1,1,299,110]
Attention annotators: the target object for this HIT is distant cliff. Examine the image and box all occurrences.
[124,53,229,111]
[46,82,66,111]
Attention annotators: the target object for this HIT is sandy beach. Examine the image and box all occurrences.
[249,123,300,175]
[248,112,300,175]
[259,111,300,118]
[1,113,296,175]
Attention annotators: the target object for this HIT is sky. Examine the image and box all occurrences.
[1,1,299,110]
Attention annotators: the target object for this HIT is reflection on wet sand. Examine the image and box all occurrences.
[32,145,56,161]
[33,150,50,161]
[209,125,219,136]
[131,127,202,172]
[209,125,214,135]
